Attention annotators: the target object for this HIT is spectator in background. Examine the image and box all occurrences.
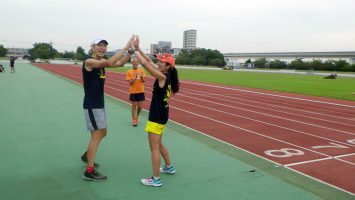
[126,55,147,126]
[10,56,16,73]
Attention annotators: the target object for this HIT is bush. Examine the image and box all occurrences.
[254,58,267,68]
[333,60,350,71]
[175,48,225,67]
[351,64,355,72]
[209,58,225,67]
[322,61,335,71]
[308,60,323,71]
[269,60,288,69]
[289,59,308,70]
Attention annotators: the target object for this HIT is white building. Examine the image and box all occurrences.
[183,29,197,50]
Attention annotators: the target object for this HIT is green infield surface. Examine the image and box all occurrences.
[0,62,353,200]
[109,66,355,101]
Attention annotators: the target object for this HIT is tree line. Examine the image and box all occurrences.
[28,43,87,60]
[249,58,355,72]
[2,43,227,68]
[0,43,87,60]
[175,48,226,67]
[0,45,7,57]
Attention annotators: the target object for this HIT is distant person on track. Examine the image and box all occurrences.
[10,56,16,73]
[126,55,147,126]
[81,36,135,182]
[0,64,4,73]
[131,36,180,187]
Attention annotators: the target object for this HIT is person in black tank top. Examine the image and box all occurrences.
[148,72,171,125]
[81,36,135,182]
[83,59,106,109]
[131,36,180,187]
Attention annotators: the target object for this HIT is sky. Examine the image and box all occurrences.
[1,0,355,53]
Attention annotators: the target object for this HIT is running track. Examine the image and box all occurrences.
[34,64,355,195]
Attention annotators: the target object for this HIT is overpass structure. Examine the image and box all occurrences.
[224,51,355,66]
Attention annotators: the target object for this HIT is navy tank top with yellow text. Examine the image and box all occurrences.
[82,58,106,109]
[148,73,171,125]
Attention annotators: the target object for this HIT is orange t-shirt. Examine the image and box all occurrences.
[126,68,147,94]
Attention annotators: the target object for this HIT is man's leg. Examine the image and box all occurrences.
[83,128,108,181]
[86,128,107,167]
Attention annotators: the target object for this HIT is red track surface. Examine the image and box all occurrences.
[34,64,355,195]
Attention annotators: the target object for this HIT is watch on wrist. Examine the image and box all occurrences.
[128,48,135,54]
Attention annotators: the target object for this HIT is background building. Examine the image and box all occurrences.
[150,44,158,55]
[183,29,197,50]
[158,41,172,53]
[150,41,172,55]
[6,48,29,58]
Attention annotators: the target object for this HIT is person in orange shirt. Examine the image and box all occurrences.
[126,56,147,126]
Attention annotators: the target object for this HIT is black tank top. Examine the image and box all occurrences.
[82,58,106,109]
[148,73,171,125]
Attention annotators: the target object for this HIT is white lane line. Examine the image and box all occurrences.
[107,77,355,136]
[168,97,355,147]
[180,87,355,124]
[181,87,353,117]
[334,153,355,158]
[284,155,355,167]
[284,166,355,196]
[181,80,355,109]
[284,157,333,167]
[334,158,355,166]
[107,69,355,109]
[108,71,355,122]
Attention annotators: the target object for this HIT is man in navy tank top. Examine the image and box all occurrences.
[81,36,135,181]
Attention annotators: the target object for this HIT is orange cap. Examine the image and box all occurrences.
[155,53,175,68]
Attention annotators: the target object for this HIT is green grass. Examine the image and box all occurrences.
[108,66,355,101]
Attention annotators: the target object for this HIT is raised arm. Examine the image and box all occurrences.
[86,35,134,69]
[111,52,131,68]
[131,37,165,80]
[135,36,156,67]
[134,51,165,81]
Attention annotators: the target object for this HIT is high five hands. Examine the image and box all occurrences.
[130,35,140,51]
